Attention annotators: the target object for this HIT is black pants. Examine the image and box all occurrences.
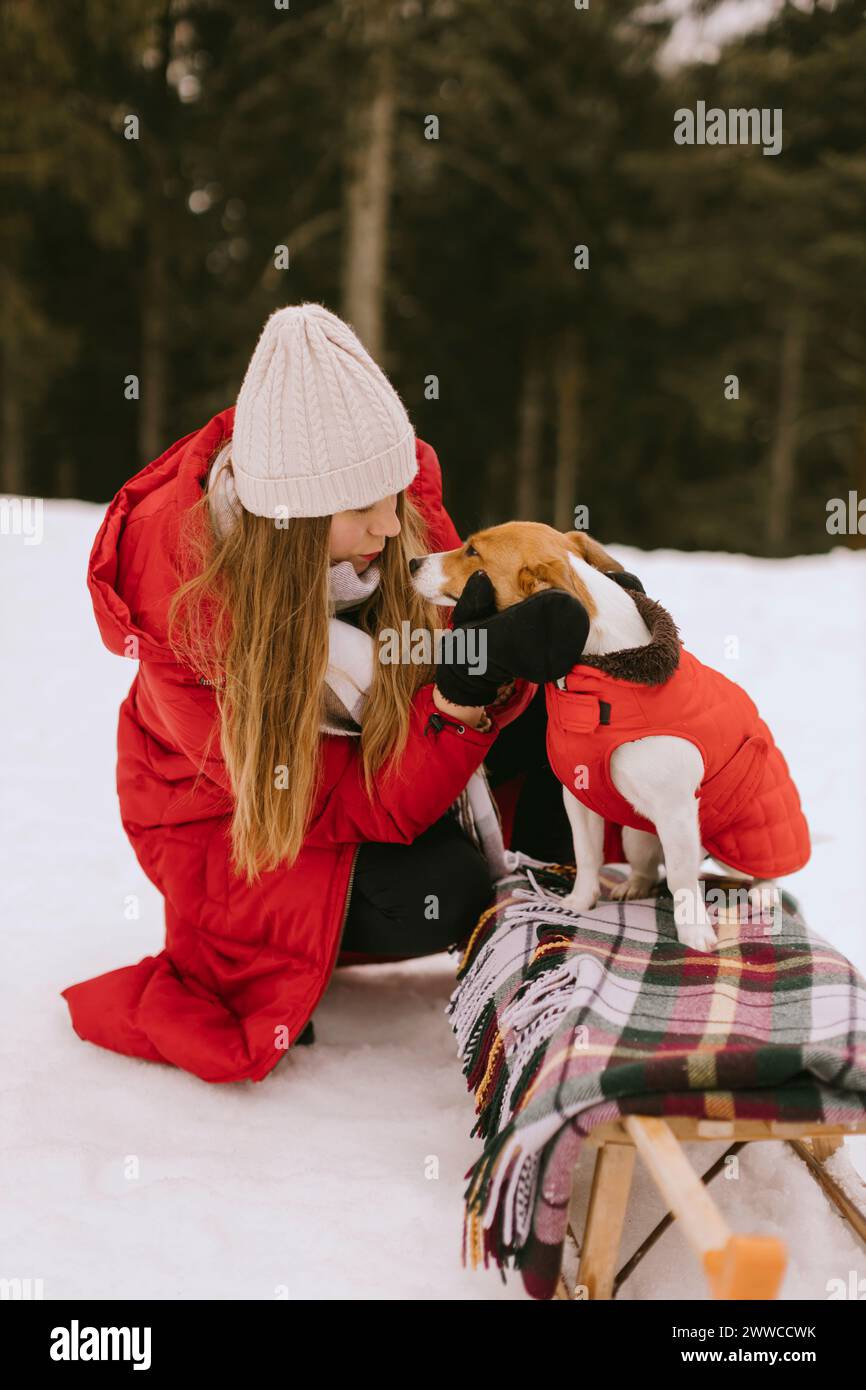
[340,687,573,960]
[340,810,492,958]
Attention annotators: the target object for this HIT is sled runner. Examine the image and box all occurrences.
[557,1114,866,1300]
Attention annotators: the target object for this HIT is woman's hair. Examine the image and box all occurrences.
[167,448,443,882]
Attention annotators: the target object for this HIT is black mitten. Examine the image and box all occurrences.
[434,570,591,707]
[605,569,645,594]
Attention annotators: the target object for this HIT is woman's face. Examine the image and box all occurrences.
[328,494,402,573]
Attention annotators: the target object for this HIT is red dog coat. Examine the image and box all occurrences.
[544,592,810,878]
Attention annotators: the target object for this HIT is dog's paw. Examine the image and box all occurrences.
[558,883,600,914]
[676,920,718,953]
[609,876,657,902]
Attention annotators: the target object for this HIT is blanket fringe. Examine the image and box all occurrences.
[453,866,585,1278]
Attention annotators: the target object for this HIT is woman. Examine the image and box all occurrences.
[62,303,553,1085]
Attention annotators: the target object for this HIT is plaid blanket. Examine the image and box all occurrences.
[447,863,866,1301]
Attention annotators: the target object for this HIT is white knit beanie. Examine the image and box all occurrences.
[231,303,418,518]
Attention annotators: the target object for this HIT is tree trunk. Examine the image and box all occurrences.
[767,310,806,556]
[139,233,167,465]
[0,329,26,496]
[136,0,173,465]
[55,454,77,499]
[553,327,581,531]
[852,408,866,550]
[341,0,396,364]
[516,339,544,521]
[482,447,512,527]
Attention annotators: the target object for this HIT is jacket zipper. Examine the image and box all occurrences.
[325,713,464,983]
[294,707,472,1048]
[335,841,360,948]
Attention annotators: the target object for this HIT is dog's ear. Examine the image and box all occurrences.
[565,531,623,573]
[517,557,571,597]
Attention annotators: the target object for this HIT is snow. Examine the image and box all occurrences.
[2,501,865,1300]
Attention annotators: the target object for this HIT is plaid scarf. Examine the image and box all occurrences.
[328,556,382,613]
[448,863,866,1299]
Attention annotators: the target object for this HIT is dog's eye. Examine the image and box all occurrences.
[465,544,478,557]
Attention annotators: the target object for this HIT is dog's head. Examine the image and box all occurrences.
[409,521,624,617]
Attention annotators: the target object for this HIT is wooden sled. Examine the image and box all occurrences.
[555,1116,866,1301]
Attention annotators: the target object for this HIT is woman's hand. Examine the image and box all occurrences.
[488,678,516,707]
[431,685,489,729]
[434,570,591,708]
[431,679,515,727]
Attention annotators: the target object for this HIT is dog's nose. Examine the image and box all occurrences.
[408,557,424,575]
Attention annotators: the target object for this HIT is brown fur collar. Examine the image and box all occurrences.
[576,590,681,685]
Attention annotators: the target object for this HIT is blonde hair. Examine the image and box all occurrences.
[167,450,442,883]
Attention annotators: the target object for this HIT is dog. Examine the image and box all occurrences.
[411,522,810,952]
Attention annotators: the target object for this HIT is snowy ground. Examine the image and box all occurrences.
[2,501,865,1301]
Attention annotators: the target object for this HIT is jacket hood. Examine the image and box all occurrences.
[87,408,234,663]
[87,408,447,666]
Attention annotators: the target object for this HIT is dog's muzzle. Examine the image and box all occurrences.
[409,553,454,605]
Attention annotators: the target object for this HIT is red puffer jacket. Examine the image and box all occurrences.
[61,407,536,1084]
[545,591,810,878]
